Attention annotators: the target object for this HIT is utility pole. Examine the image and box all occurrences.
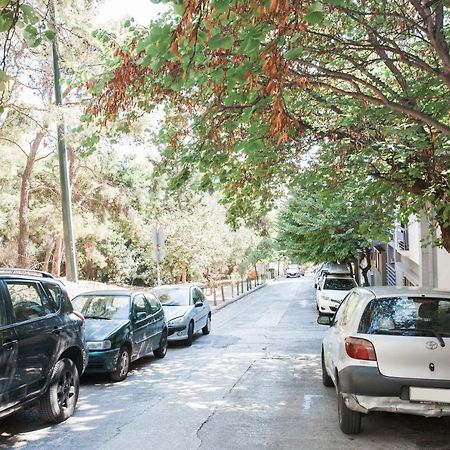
[50,1,78,282]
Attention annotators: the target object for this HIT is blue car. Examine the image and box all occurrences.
[72,290,168,381]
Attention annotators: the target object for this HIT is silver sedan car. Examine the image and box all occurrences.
[151,284,211,346]
[318,286,450,435]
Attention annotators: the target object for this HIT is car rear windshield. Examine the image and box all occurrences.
[72,295,130,320]
[323,278,356,290]
[358,296,450,336]
[152,288,190,306]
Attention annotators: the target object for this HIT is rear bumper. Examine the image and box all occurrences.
[339,366,450,397]
[339,366,450,417]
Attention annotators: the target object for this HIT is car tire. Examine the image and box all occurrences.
[38,358,79,423]
[185,321,194,346]
[153,329,168,359]
[202,315,211,335]
[321,350,334,387]
[337,388,361,434]
[109,346,130,382]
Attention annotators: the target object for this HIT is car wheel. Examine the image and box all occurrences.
[321,350,334,387]
[185,321,194,346]
[38,358,79,423]
[202,315,211,335]
[337,388,361,434]
[109,346,130,382]
[153,329,168,359]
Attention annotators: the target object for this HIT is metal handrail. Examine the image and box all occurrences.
[0,268,55,279]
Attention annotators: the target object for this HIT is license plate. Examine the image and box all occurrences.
[410,387,450,404]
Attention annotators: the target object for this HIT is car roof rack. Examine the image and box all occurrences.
[0,268,55,279]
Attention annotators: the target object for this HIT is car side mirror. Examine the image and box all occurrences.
[195,301,203,308]
[330,306,337,312]
[317,315,333,326]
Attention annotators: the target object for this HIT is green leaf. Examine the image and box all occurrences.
[285,47,303,60]
[304,11,325,25]
[309,2,324,12]
[20,4,39,25]
[173,3,185,15]
[43,29,56,41]
[213,0,230,13]
[0,12,13,32]
[325,0,345,5]
[208,34,234,50]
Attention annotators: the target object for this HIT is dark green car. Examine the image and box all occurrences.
[72,290,168,381]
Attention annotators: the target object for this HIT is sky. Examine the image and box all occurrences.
[94,0,170,26]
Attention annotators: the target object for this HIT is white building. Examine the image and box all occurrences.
[370,217,450,290]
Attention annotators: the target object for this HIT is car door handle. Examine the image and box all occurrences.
[2,340,18,350]
[51,327,63,335]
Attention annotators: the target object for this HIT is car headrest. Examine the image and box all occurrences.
[418,302,437,319]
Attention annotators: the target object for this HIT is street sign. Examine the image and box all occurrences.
[152,227,166,263]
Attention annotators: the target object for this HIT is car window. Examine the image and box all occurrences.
[323,278,356,291]
[337,291,360,328]
[152,287,190,306]
[146,293,162,314]
[72,295,130,320]
[132,294,152,319]
[41,282,61,311]
[6,281,52,323]
[0,295,8,327]
[358,296,450,336]
[192,288,203,304]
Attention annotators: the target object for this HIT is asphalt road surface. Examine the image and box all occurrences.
[1,277,450,449]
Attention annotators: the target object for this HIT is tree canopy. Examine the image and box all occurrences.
[89,0,450,251]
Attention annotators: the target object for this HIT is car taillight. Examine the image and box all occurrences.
[345,337,377,361]
[73,310,85,324]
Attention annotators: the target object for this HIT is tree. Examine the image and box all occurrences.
[88,0,450,250]
[277,168,395,284]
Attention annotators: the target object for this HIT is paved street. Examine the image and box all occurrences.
[1,277,450,449]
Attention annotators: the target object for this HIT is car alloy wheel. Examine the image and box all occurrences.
[38,358,79,423]
[202,315,211,335]
[110,347,130,382]
[154,330,168,359]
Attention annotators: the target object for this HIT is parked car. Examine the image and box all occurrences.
[316,275,357,315]
[151,284,211,346]
[0,268,88,422]
[314,263,351,288]
[286,264,302,278]
[318,286,450,435]
[72,290,168,382]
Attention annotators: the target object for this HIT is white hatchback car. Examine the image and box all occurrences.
[151,284,211,346]
[318,287,450,434]
[316,275,357,315]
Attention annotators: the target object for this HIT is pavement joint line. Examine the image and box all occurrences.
[195,357,257,448]
[211,282,268,314]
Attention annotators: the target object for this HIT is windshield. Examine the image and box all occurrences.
[359,296,450,336]
[288,264,299,269]
[323,278,356,291]
[152,287,190,306]
[72,295,130,320]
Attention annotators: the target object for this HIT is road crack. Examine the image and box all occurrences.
[196,358,256,448]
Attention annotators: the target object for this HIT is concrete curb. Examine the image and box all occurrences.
[211,282,268,314]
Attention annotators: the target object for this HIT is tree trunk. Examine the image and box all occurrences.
[17,131,46,267]
[181,266,187,283]
[439,222,450,254]
[42,239,55,273]
[360,248,372,287]
[52,235,63,278]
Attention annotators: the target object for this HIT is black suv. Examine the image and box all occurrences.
[0,269,88,422]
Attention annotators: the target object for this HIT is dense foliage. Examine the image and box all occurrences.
[89,0,450,252]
